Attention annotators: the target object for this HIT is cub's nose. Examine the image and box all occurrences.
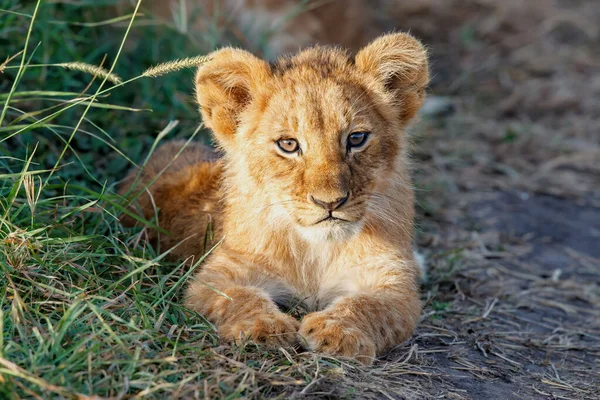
[309,193,349,211]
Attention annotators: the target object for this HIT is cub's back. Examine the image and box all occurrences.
[119,141,223,261]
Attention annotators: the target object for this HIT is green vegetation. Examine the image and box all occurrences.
[0,1,334,397]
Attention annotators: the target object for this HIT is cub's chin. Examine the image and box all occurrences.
[296,219,364,243]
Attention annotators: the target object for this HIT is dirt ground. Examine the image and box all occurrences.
[403,191,599,399]
[316,0,600,398]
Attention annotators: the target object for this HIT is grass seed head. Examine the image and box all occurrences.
[142,55,211,78]
[58,62,123,84]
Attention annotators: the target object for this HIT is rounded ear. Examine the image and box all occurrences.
[355,32,429,123]
[195,48,271,148]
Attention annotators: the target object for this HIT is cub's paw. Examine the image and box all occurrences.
[220,311,299,347]
[298,311,376,365]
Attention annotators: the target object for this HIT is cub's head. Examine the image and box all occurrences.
[195,33,429,242]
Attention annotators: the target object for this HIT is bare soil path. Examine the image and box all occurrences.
[404,191,600,399]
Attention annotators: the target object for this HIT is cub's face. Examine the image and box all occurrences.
[247,73,398,241]
[196,34,429,241]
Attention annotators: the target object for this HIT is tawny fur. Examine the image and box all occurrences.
[120,33,429,365]
[119,141,222,260]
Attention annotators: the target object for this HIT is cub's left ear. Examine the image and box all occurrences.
[355,32,429,123]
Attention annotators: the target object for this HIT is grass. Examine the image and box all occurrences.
[2,0,599,398]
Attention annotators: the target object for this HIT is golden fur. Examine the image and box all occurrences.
[120,33,429,365]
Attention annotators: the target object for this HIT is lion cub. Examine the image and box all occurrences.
[120,33,429,365]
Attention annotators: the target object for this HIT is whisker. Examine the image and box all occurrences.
[255,199,298,212]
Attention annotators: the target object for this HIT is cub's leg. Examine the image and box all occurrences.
[185,252,299,346]
[298,259,421,365]
[119,140,222,261]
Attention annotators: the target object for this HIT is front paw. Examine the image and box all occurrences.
[298,311,376,365]
[220,311,299,347]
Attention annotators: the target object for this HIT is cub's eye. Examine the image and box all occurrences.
[276,138,300,154]
[347,131,369,149]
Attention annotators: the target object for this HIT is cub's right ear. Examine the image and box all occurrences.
[355,33,429,124]
[195,48,271,149]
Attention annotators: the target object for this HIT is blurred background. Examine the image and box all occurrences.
[1,0,598,398]
[2,0,598,193]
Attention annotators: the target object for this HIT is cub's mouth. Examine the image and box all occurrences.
[314,214,351,225]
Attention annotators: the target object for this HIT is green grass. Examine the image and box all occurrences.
[0,1,363,398]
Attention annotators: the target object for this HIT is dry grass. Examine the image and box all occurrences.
[142,55,211,78]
